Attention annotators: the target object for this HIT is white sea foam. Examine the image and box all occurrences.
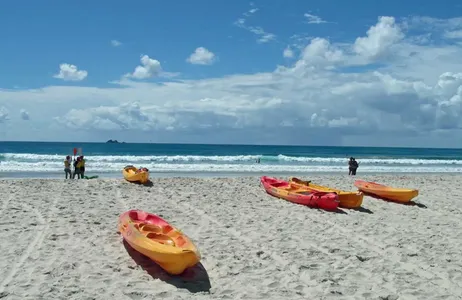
[1,153,462,165]
[0,161,461,173]
[1,152,461,173]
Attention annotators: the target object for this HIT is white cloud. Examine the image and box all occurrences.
[353,16,404,60]
[403,16,462,44]
[3,16,462,146]
[20,109,29,120]
[296,37,344,68]
[243,7,259,16]
[111,40,122,47]
[404,16,462,33]
[283,46,294,58]
[287,33,314,52]
[234,6,276,43]
[125,55,162,79]
[304,13,327,24]
[250,27,276,43]
[444,30,462,39]
[53,63,88,81]
[0,106,8,123]
[55,102,159,131]
[187,47,216,65]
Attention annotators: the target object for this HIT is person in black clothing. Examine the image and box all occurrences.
[350,157,359,176]
[348,157,359,175]
[348,157,354,175]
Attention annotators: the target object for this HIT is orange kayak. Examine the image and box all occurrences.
[122,165,150,184]
[289,177,364,209]
[354,180,419,203]
[118,210,200,275]
[261,176,339,211]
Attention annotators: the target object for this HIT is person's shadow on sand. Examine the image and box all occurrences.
[122,240,211,293]
[353,206,374,214]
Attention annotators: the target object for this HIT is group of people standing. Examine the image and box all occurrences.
[64,155,86,179]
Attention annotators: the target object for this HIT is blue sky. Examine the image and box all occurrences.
[1,0,462,146]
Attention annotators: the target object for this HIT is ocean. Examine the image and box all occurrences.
[1,141,462,177]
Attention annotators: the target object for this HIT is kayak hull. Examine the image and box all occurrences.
[261,176,339,211]
[354,180,419,203]
[118,210,200,275]
[123,165,150,184]
[289,177,363,209]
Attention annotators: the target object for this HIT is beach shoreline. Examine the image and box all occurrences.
[1,170,461,180]
[2,142,462,175]
[0,175,461,299]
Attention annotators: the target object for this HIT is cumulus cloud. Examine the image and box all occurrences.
[126,55,162,79]
[353,16,404,60]
[45,67,462,144]
[304,13,327,24]
[187,47,216,65]
[53,63,88,81]
[295,37,344,69]
[20,109,29,120]
[111,39,122,47]
[2,16,462,146]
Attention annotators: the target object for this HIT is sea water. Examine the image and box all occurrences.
[1,141,462,177]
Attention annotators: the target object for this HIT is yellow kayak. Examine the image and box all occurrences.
[289,177,364,209]
[118,210,200,275]
[354,180,418,203]
[123,165,150,184]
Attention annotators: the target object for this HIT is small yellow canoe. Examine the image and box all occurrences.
[123,165,150,184]
[289,177,364,209]
[354,180,418,203]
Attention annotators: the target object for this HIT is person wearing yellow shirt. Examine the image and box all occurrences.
[73,157,82,179]
[64,155,72,179]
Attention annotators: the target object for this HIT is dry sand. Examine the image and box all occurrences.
[0,174,461,300]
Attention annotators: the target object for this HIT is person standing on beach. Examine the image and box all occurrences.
[348,157,359,175]
[79,155,86,178]
[351,158,359,175]
[73,157,82,179]
[348,157,354,175]
[64,155,72,179]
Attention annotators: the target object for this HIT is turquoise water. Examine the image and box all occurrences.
[1,141,462,176]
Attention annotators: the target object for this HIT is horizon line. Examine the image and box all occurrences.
[0,140,461,150]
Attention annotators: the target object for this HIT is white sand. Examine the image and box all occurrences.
[0,174,461,300]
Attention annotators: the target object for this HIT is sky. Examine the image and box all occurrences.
[1,0,462,147]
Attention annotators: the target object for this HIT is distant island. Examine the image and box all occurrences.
[106,139,125,144]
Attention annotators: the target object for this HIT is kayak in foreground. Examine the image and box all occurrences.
[123,165,150,184]
[289,177,363,209]
[354,180,419,203]
[118,209,200,275]
[260,176,339,211]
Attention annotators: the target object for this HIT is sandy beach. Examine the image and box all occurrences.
[0,174,461,300]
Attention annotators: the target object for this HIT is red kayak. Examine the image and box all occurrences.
[260,176,339,211]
